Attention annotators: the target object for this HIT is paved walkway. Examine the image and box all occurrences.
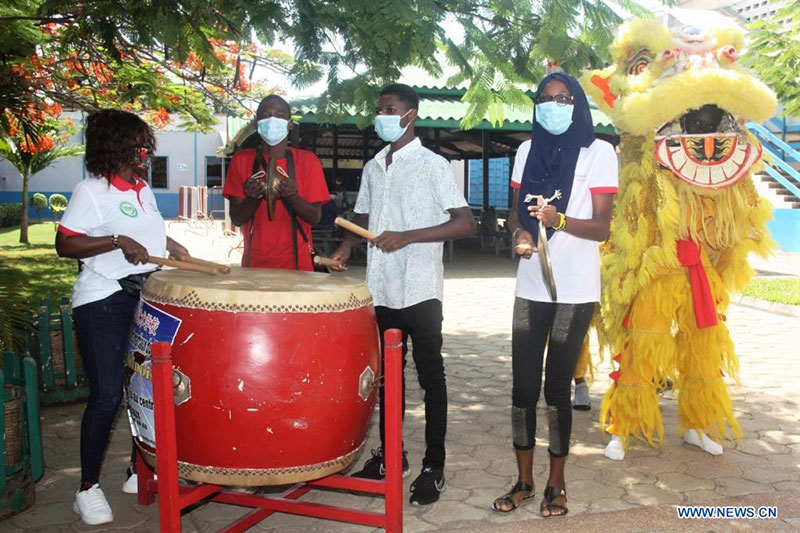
[4,224,799,531]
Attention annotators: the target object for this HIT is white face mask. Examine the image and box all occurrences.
[375,109,412,143]
[257,117,289,146]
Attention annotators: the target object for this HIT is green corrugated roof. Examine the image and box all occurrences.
[293,93,615,134]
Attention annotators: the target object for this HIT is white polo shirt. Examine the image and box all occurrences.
[58,176,167,308]
[511,139,618,304]
[355,138,468,309]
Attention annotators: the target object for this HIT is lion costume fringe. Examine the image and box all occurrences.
[581,20,777,451]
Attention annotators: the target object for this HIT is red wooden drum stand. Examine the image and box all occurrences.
[136,330,403,532]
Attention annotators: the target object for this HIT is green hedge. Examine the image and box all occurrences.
[0,203,22,228]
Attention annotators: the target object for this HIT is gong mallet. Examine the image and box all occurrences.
[334,216,377,241]
[147,256,219,276]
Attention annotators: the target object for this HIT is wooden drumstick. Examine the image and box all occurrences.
[335,216,377,240]
[147,256,218,275]
[313,256,344,268]
[181,256,232,274]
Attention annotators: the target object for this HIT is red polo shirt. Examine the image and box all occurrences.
[223,147,329,271]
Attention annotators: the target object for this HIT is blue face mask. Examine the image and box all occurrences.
[535,102,574,135]
[257,117,289,146]
[375,109,412,143]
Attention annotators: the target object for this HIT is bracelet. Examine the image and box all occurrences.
[512,227,523,240]
[553,213,567,231]
[111,234,120,248]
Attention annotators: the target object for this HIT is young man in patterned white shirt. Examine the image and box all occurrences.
[331,84,476,505]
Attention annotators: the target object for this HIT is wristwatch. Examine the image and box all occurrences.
[111,234,120,248]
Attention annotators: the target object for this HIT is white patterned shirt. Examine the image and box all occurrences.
[354,138,468,309]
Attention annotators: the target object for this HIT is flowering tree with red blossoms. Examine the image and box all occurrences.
[0,106,83,243]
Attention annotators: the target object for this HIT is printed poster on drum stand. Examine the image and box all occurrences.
[125,300,182,447]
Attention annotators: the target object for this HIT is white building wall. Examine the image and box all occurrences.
[0,112,227,218]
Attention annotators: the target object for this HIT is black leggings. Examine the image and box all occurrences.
[511,298,594,457]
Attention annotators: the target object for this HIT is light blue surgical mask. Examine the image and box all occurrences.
[257,117,289,146]
[375,109,412,143]
[535,102,574,135]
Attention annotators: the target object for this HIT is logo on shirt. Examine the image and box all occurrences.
[119,201,139,218]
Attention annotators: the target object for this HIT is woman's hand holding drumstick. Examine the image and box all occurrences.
[147,256,219,275]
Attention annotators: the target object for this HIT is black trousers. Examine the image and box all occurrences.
[375,299,446,470]
[511,298,594,457]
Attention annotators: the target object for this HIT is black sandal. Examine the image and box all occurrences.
[540,486,568,517]
[491,479,535,513]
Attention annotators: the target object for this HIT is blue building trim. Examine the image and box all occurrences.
[768,209,800,253]
[1,191,181,219]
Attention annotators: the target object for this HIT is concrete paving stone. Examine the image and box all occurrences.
[449,469,508,491]
[715,476,773,497]
[682,458,745,480]
[563,465,598,482]
[599,467,658,487]
[7,502,78,529]
[656,472,715,492]
[445,452,491,471]
[585,497,638,514]
[627,456,688,475]
[622,484,685,506]
[418,501,489,526]
[759,430,800,446]
[569,479,626,501]
[773,480,800,492]
[737,437,793,456]
[682,488,724,504]
[783,517,800,529]
[742,465,798,485]
[757,453,800,470]
[400,515,441,532]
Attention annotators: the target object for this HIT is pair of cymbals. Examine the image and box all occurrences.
[252,160,289,220]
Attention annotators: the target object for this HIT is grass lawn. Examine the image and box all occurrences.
[741,277,800,306]
[0,223,77,307]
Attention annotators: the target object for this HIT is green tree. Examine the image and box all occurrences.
[3,0,665,132]
[0,112,83,243]
[746,2,800,117]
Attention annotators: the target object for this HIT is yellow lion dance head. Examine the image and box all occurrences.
[580,20,778,448]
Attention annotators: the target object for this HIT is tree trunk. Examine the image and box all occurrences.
[19,173,29,244]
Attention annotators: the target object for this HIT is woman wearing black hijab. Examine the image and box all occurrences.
[491,73,618,516]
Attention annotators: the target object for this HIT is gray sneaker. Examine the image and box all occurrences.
[572,380,591,411]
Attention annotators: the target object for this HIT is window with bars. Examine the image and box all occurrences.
[150,156,168,188]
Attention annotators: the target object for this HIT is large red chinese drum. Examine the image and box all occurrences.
[125,267,380,486]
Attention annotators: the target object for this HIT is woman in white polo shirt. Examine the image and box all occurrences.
[491,73,618,517]
[56,110,190,526]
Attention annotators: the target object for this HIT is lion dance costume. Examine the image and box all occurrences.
[581,20,777,458]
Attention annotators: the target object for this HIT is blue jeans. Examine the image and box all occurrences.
[73,290,138,485]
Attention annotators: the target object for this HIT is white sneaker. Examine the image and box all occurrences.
[122,472,157,494]
[74,484,113,525]
[685,429,723,455]
[604,435,626,461]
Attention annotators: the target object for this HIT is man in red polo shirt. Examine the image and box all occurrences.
[224,95,329,270]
